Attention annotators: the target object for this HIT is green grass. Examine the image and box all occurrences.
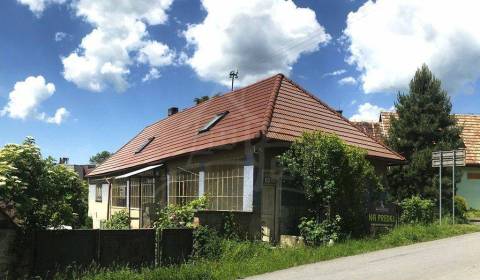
[52,223,479,280]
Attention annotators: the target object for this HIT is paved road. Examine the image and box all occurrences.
[246,232,480,280]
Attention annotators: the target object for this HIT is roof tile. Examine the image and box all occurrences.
[89,74,404,177]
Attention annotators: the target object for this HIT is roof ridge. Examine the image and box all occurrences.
[142,74,283,130]
[281,76,405,161]
[261,74,284,135]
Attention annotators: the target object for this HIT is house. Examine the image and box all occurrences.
[58,157,95,181]
[356,112,480,209]
[86,74,404,241]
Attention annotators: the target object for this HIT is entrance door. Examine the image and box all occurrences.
[261,183,276,242]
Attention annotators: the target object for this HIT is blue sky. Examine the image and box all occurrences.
[1,0,479,164]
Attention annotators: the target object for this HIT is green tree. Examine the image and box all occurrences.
[0,137,87,229]
[278,131,381,237]
[194,95,210,105]
[386,65,463,202]
[89,151,111,165]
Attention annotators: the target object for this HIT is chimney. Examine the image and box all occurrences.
[168,107,178,116]
[59,157,69,165]
[336,110,343,115]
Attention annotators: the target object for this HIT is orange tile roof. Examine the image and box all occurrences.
[353,122,383,143]
[378,112,480,166]
[88,74,404,177]
[454,114,480,166]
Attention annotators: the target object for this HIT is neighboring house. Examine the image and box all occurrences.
[86,74,404,241]
[356,112,480,209]
[59,157,96,181]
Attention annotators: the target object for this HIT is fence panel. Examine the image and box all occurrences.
[160,228,193,265]
[33,230,97,274]
[99,229,155,267]
[27,228,191,276]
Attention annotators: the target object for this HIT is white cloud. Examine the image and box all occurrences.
[1,76,69,124]
[54,32,69,42]
[184,0,330,86]
[17,0,65,16]
[61,0,174,92]
[344,0,480,94]
[142,68,161,82]
[138,41,175,67]
[323,69,346,77]
[38,107,70,125]
[349,102,392,122]
[338,76,357,86]
[1,76,55,119]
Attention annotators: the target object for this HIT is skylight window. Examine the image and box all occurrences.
[199,111,229,133]
[135,137,155,154]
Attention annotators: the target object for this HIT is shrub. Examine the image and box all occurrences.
[455,195,468,223]
[104,210,130,229]
[192,226,223,260]
[399,196,434,224]
[278,131,381,237]
[298,215,341,246]
[154,196,207,229]
[222,213,240,240]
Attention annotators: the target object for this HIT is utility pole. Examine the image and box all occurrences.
[229,70,238,91]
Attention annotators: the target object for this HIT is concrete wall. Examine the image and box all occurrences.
[88,183,109,229]
[457,167,480,209]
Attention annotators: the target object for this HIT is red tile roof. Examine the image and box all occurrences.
[353,122,383,143]
[88,74,404,177]
[378,112,480,166]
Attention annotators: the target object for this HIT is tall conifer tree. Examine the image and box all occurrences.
[387,64,463,202]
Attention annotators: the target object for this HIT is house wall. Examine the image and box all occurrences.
[166,142,262,238]
[457,167,480,209]
[88,182,109,229]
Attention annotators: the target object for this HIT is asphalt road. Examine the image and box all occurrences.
[246,232,480,280]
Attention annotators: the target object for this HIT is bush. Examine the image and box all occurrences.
[104,210,130,229]
[455,195,468,223]
[154,196,207,229]
[222,213,240,240]
[399,196,434,224]
[298,215,341,246]
[278,131,381,237]
[193,226,223,260]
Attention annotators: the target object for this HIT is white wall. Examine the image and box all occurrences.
[88,183,109,229]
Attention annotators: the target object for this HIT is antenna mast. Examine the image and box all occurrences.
[229,70,238,91]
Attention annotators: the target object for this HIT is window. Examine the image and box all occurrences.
[135,137,155,154]
[112,179,127,207]
[168,168,199,205]
[199,111,229,133]
[130,178,141,208]
[95,184,102,202]
[130,178,155,209]
[204,165,243,211]
[141,178,155,207]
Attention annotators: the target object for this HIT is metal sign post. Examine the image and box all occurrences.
[452,151,456,224]
[439,152,442,224]
[432,149,465,225]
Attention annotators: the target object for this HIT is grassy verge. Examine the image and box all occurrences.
[53,223,479,280]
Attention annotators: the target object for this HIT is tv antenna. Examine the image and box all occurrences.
[229,70,238,91]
